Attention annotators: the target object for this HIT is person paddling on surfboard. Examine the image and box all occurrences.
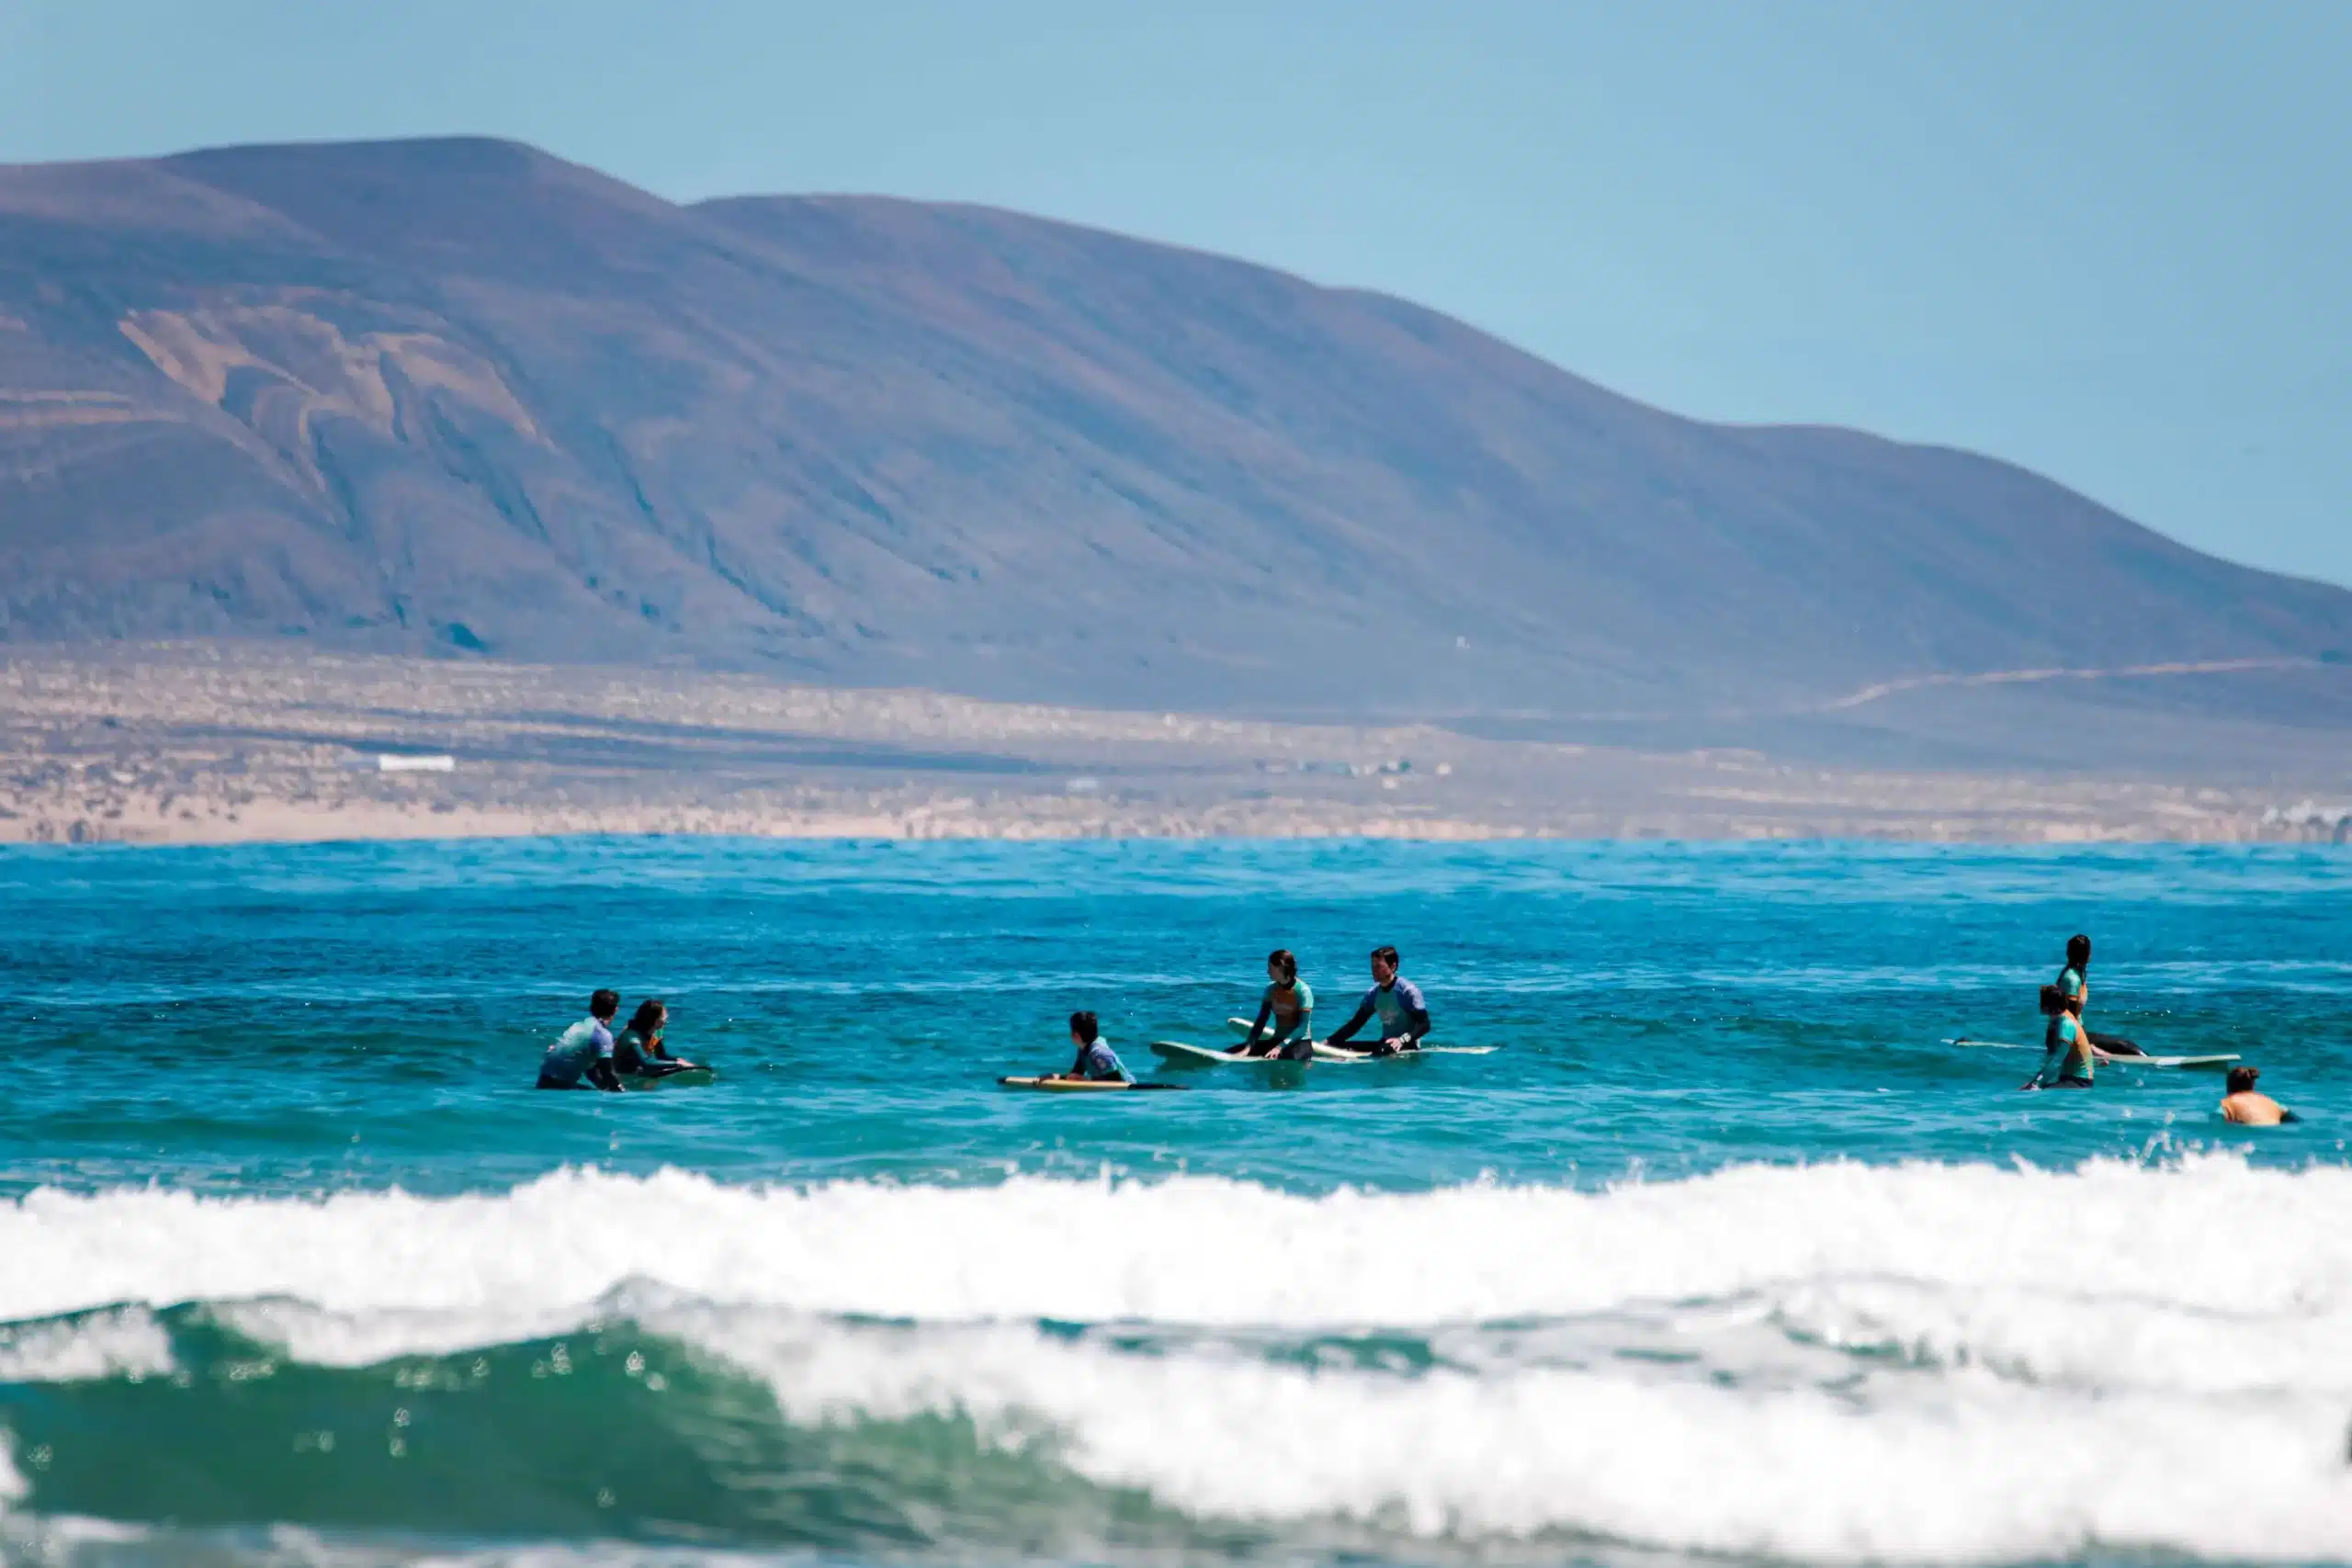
[1323,946,1430,1057]
[2219,1066,2299,1125]
[1054,1011,1135,1084]
[2054,934,2147,1058]
[538,989,624,1091]
[2023,985,2094,1090]
[1229,949,1316,1060]
[615,998,698,1078]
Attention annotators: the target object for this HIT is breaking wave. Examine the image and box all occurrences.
[4,1157,2350,1564]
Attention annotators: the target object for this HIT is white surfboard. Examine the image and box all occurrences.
[1944,1038,2240,1071]
[1151,1039,1327,1067]
[1210,1021,1498,1061]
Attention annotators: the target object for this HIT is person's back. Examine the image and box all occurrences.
[2030,987,2094,1089]
[540,989,622,1090]
[2220,1066,2295,1125]
[1065,1010,1134,1084]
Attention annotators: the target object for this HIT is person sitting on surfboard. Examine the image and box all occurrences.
[2023,985,2094,1090]
[2220,1066,2298,1125]
[2054,934,2146,1057]
[615,998,697,1078]
[538,989,624,1091]
[1323,946,1430,1057]
[1229,949,1316,1060]
[1057,1011,1134,1084]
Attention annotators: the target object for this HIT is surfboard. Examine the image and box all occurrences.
[1170,1033,1498,1064]
[619,1066,714,1090]
[1151,1039,1321,1067]
[998,1076,1186,1092]
[1945,1038,2240,1071]
[1222,1017,1495,1057]
[1314,1043,1501,1059]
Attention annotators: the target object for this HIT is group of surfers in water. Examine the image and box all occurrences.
[536,989,703,1090]
[2025,932,2294,1123]
[1046,943,1431,1084]
[532,933,2293,1122]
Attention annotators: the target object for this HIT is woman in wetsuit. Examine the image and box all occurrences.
[614,998,695,1077]
[1230,948,1316,1060]
[2056,933,2147,1058]
[2027,984,2096,1089]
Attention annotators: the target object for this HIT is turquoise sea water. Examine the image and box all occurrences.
[3,839,2349,1567]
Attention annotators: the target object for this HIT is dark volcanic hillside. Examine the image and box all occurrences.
[2,136,2346,749]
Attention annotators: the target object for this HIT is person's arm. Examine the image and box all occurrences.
[1323,993,1377,1046]
[593,1024,626,1090]
[1231,997,1273,1055]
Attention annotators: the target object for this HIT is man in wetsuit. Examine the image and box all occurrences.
[538,988,624,1090]
[1322,946,1431,1057]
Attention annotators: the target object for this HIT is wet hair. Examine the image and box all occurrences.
[2066,934,2091,970]
[1371,945,1400,970]
[590,988,621,1020]
[2226,1066,2258,1094]
[1268,949,1297,983]
[2039,984,2066,1016]
[1069,1010,1100,1044]
[627,998,666,1036]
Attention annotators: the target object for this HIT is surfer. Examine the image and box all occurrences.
[2053,934,2147,1058]
[1229,949,1316,1059]
[1323,945,1430,1057]
[537,989,624,1091]
[2220,1066,2299,1125]
[2023,985,2094,1089]
[1056,1011,1135,1084]
[615,998,697,1078]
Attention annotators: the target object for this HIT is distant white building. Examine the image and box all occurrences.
[377,754,456,773]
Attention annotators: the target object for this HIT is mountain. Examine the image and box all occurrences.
[2,135,2346,763]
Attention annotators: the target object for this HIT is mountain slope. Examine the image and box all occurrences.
[1,135,2345,737]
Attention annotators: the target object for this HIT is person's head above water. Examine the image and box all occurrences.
[2067,934,2092,971]
[590,988,621,1021]
[1069,1010,1099,1045]
[1370,945,1400,984]
[1267,948,1297,984]
[2227,1066,2259,1095]
[627,998,665,1037]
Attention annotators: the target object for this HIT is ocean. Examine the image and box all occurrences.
[2,838,2347,1568]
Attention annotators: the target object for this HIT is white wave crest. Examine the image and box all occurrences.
[6,1157,2352,1562]
[4,1155,2348,1334]
[659,1306,2352,1564]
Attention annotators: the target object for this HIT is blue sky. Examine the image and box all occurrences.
[5,0,2346,586]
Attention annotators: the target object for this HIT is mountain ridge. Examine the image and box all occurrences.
[2,135,2346,758]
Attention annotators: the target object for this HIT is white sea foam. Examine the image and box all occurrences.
[6,1155,2351,1333]
[6,1158,2352,1561]
[0,1306,174,1384]
[669,1307,2352,1563]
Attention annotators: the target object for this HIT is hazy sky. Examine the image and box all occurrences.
[6,0,2347,585]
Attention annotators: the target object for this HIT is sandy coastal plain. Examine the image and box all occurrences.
[1,645,2346,846]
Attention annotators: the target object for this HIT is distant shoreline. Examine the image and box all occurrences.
[6,647,2347,849]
